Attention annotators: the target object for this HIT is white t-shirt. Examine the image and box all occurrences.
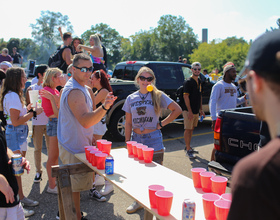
[29,84,49,125]
[31,77,38,85]
[3,92,27,125]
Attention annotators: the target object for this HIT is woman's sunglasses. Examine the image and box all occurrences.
[139,76,154,82]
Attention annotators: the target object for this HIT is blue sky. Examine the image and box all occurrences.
[2,0,279,43]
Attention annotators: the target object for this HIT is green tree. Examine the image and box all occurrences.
[0,39,8,52]
[30,10,73,64]
[20,38,40,65]
[81,23,122,69]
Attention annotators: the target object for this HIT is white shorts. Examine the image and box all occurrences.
[0,203,24,220]
[93,118,107,136]
[20,141,28,152]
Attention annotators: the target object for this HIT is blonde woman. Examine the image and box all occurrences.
[41,68,66,194]
[122,67,182,214]
[77,34,106,72]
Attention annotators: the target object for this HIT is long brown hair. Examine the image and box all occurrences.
[1,67,25,109]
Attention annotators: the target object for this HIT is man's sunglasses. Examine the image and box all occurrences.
[74,66,94,73]
[193,68,201,71]
[139,76,154,82]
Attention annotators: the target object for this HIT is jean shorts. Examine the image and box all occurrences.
[46,118,58,137]
[6,124,29,152]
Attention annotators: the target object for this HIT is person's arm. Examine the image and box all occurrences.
[40,90,59,118]
[209,85,219,130]
[25,87,32,106]
[125,112,132,142]
[0,174,14,204]
[10,107,43,127]
[86,86,96,110]
[62,48,72,65]
[78,44,95,54]
[157,101,182,129]
[19,54,23,64]
[68,90,116,129]
[58,27,63,41]
[183,93,193,120]
[200,94,205,118]
[94,89,109,106]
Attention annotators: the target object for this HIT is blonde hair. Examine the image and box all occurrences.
[134,67,162,116]
[43,68,62,88]
[89,34,102,48]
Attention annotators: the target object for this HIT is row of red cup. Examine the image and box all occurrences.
[126,141,154,163]
[148,185,173,216]
[84,139,112,170]
[191,168,228,195]
[202,193,232,220]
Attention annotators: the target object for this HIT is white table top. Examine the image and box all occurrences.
[75,148,206,220]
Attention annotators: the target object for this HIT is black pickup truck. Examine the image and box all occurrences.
[105,61,215,141]
[208,107,261,184]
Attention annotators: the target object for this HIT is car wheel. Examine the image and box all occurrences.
[108,109,126,141]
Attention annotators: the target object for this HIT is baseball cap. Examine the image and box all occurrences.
[191,62,201,68]
[0,61,12,68]
[240,29,280,81]
[223,62,235,74]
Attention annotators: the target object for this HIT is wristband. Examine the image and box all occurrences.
[102,104,109,111]
[159,121,163,128]
[28,109,34,113]
[33,110,37,119]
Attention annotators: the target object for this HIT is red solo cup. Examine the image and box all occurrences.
[89,149,100,165]
[200,171,216,192]
[155,190,173,216]
[148,184,165,208]
[202,193,221,220]
[214,199,231,220]
[126,141,137,155]
[191,167,206,188]
[96,139,107,151]
[92,150,101,166]
[101,141,112,155]
[132,143,143,158]
[143,148,154,163]
[95,153,108,170]
[211,176,228,195]
[85,146,96,161]
[221,193,232,202]
[137,145,148,160]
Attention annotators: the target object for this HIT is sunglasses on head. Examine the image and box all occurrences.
[193,68,201,71]
[96,70,101,79]
[74,66,94,73]
[139,75,154,82]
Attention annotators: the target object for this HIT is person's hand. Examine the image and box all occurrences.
[188,111,194,121]
[104,92,117,110]
[35,107,43,116]
[92,136,97,146]
[211,120,216,131]
[200,109,205,118]
[60,74,67,87]
[21,157,31,174]
[26,103,33,111]
[40,89,54,101]
[58,26,62,32]
[0,175,15,204]
[77,44,83,51]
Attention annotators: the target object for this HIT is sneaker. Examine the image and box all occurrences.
[23,207,35,217]
[21,197,39,207]
[94,174,105,186]
[89,189,106,202]
[186,150,196,159]
[56,211,85,219]
[34,172,42,183]
[47,186,58,194]
[126,201,143,214]
[190,147,199,154]
[100,182,114,196]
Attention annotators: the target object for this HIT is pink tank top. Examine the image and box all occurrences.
[42,87,59,117]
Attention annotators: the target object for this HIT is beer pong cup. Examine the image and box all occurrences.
[29,90,39,107]
[89,149,100,165]
[137,145,148,160]
[101,141,112,155]
[191,167,206,188]
[92,150,101,166]
[126,141,137,155]
[221,193,232,202]
[96,139,107,151]
[132,143,142,158]
[155,190,173,216]
[211,176,228,195]
[214,199,231,220]
[84,146,96,161]
[96,153,108,170]
[148,184,165,208]
[143,148,154,163]
[202,193,221,220]
[200,171,216,192]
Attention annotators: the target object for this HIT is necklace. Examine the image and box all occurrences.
[139,91,148,103]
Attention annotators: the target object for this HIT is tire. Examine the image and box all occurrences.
[108,109,126,141]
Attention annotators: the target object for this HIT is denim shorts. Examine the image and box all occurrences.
[6,124,29,152]
[46,118,58,137]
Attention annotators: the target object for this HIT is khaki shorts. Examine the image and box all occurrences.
[182,111,199,130]
[58,143,93,192]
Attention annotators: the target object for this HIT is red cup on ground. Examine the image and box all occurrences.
[155,190,173,216]
[132,143,143,158]
[214,199,231,220]
[148,185,165,208]
[96,153,108,170]
[191,167,206,188]
[89,149,99,164]
[137,145,148,160]
[92,150,101,166]
[126,141,137,155]
[200,171,216,192]
[101,141,112,155]
[143,148,154,163]
[211,176,228,195]
[221,193,232,202]
[96,139,107,151]
[202,193,221,220]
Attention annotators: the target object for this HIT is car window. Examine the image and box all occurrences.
[113,65,125,79]
[182,66,192,80]
[123,66,133,80]
[157,65,181,84]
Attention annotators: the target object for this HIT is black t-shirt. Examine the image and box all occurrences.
[182,77,201,114]
[11,52,22,64]
[0,131,19,207]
